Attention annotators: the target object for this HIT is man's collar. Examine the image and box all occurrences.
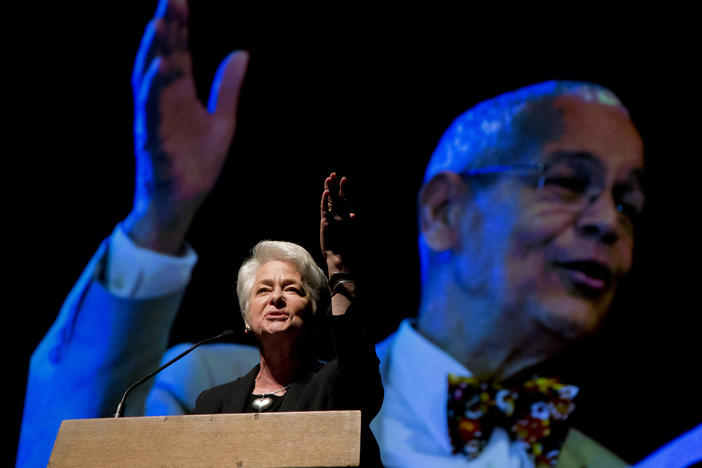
[382,319,473,451]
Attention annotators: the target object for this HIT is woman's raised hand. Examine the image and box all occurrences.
[320,172,356,275]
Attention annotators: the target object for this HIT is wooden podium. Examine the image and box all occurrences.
[48,411,361,467]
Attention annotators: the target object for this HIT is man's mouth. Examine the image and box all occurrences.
[555,260,613,295]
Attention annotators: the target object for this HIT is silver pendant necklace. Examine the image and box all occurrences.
[251,384,291,412]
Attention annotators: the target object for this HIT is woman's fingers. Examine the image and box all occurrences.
[322,172,355,221]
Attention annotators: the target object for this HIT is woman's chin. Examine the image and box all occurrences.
[259,320,305,338]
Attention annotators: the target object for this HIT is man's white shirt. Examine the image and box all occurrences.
[106,224,197,298]
[372,320,535,467]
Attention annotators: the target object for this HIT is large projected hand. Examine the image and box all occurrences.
[125,0,248,254]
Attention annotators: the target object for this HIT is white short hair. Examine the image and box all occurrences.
[423,80,626,184]
[236,240,328,321]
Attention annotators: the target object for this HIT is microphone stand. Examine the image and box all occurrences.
[114,330,234,417]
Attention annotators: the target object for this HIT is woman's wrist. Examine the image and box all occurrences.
[325,253,349,274]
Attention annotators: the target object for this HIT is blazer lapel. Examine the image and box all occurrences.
[222,365,259,413]
[279,361,322,411]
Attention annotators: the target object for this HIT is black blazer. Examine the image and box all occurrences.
[194,306,384,467]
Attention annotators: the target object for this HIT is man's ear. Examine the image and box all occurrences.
[418,171,466,251]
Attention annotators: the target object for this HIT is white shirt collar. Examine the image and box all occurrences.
[375,319,532,467]
[383,319,472,453]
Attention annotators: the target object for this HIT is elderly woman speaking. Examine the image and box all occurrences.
[193,173,383,466]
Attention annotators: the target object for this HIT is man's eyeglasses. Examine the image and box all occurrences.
[461,160,645,234]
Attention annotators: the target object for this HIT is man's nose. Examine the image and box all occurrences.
[575,191,621,245]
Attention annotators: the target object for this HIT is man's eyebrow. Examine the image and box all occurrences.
[545,150,645,187]
[544,150,605,170]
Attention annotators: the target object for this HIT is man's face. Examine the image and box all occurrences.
[454,96,644,339]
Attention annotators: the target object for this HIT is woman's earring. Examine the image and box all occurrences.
[245,324,252,333]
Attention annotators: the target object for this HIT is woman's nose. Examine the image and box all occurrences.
[270,287,286,306]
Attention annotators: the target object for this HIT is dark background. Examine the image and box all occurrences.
[8,3,700,466]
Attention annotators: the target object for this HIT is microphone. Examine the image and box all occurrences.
[114,329,234,418]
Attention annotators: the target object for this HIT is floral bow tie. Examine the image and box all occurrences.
[447,374,579,467]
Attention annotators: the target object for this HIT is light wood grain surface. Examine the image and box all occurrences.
[48,411,361,467]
